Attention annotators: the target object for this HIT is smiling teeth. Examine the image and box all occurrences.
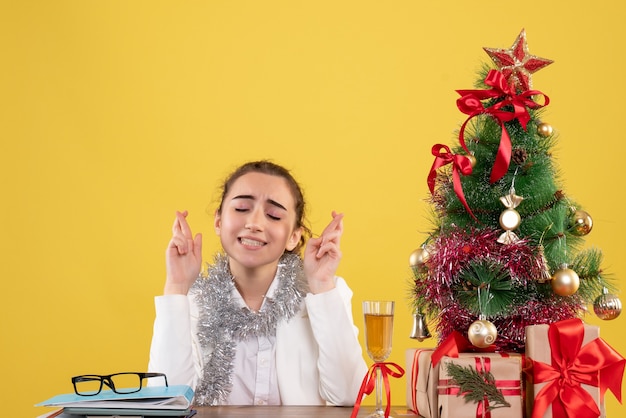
[240,238,265,246]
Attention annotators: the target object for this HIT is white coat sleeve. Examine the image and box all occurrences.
[147,294,203,389]
[304,277,368,406]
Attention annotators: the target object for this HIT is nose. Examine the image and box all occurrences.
[245,208,264,231]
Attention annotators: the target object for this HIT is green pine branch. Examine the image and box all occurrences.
[454,259,514,316]
[572,247,618,298]
[445,362,511,410]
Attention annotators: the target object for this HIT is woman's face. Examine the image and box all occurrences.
[214,172,302,272]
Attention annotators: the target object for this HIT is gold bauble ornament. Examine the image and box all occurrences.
[551,265,580,296]
[409,246,430,268]
[499,208,521,230]
[593,289,622,320]
[569,209,593,236]
[467,318,498,348]
[537,122,553,138]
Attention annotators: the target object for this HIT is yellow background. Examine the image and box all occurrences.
[2,1,625,416]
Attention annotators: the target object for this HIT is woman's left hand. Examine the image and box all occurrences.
[303,211,344,294]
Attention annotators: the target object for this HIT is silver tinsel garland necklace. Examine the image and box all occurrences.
[191,252,308,405]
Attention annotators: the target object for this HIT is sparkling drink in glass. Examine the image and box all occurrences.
[362,300,395,417]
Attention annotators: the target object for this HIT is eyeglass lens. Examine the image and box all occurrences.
[73,376,103,396]
[74,373,144,395]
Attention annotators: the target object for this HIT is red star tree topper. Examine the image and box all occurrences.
[483,29,553,91]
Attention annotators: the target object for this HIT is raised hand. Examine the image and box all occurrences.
[303,211,344,294]
[164,210,203,295]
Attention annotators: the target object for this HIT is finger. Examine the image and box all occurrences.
[193,233,203,258]
[320,212,344,247]
[168,235,188,255]
[334,212,344,244]
[304,236,322,256]
[172,211,186,234]
[320,211,344,238]
[331,212,344,234]
[171,212,182,234]
[316,240,342,259]
[321,226,343,241]
[177,211,194,238]
[170,211,192,253]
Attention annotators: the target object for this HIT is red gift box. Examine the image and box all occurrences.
[525,318,625,418]
[437,353,524,418]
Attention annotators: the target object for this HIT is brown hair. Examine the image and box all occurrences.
[217,160,311,254]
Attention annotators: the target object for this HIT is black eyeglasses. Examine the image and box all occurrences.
[71,372,168,396]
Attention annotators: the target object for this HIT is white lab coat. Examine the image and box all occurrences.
[148,277,367,406]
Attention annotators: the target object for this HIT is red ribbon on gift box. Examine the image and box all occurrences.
[456,69,549,184]
[531,318,625,418]
[410,349,432,415]
[410,350,423,414]
[351,362,405,418]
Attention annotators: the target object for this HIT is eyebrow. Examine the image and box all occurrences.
[232,195,288,211]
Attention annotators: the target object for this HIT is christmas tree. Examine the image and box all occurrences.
[409,29,622,353]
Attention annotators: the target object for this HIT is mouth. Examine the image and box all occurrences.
[238,237,266,247]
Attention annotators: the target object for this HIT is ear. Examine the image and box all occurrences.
[286,226,303,252]
[214,210,222,235]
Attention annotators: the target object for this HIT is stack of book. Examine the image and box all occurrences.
[36,385,195,418]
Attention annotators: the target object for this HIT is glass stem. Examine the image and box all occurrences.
[375,365,383,414]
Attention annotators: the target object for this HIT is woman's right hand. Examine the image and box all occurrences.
[164,210,203,295]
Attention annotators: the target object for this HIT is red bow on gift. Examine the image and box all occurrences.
[350,362,405,418]
[531,318,625,418]
[427,144,475,219]
[431,330,497,366]
[456,69,549,184]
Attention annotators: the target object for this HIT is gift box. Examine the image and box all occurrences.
[525,319,625,418]
[405,348,438,418]
[437,353,524,418]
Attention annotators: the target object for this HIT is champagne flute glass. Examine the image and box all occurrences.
[362,300,395,418]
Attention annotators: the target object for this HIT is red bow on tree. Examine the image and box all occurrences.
[456,69,549,183]
[427,144,475,219]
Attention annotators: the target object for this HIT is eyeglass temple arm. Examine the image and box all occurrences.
[142,372,168,386]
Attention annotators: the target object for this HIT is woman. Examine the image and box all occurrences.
[148,160,367,406]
